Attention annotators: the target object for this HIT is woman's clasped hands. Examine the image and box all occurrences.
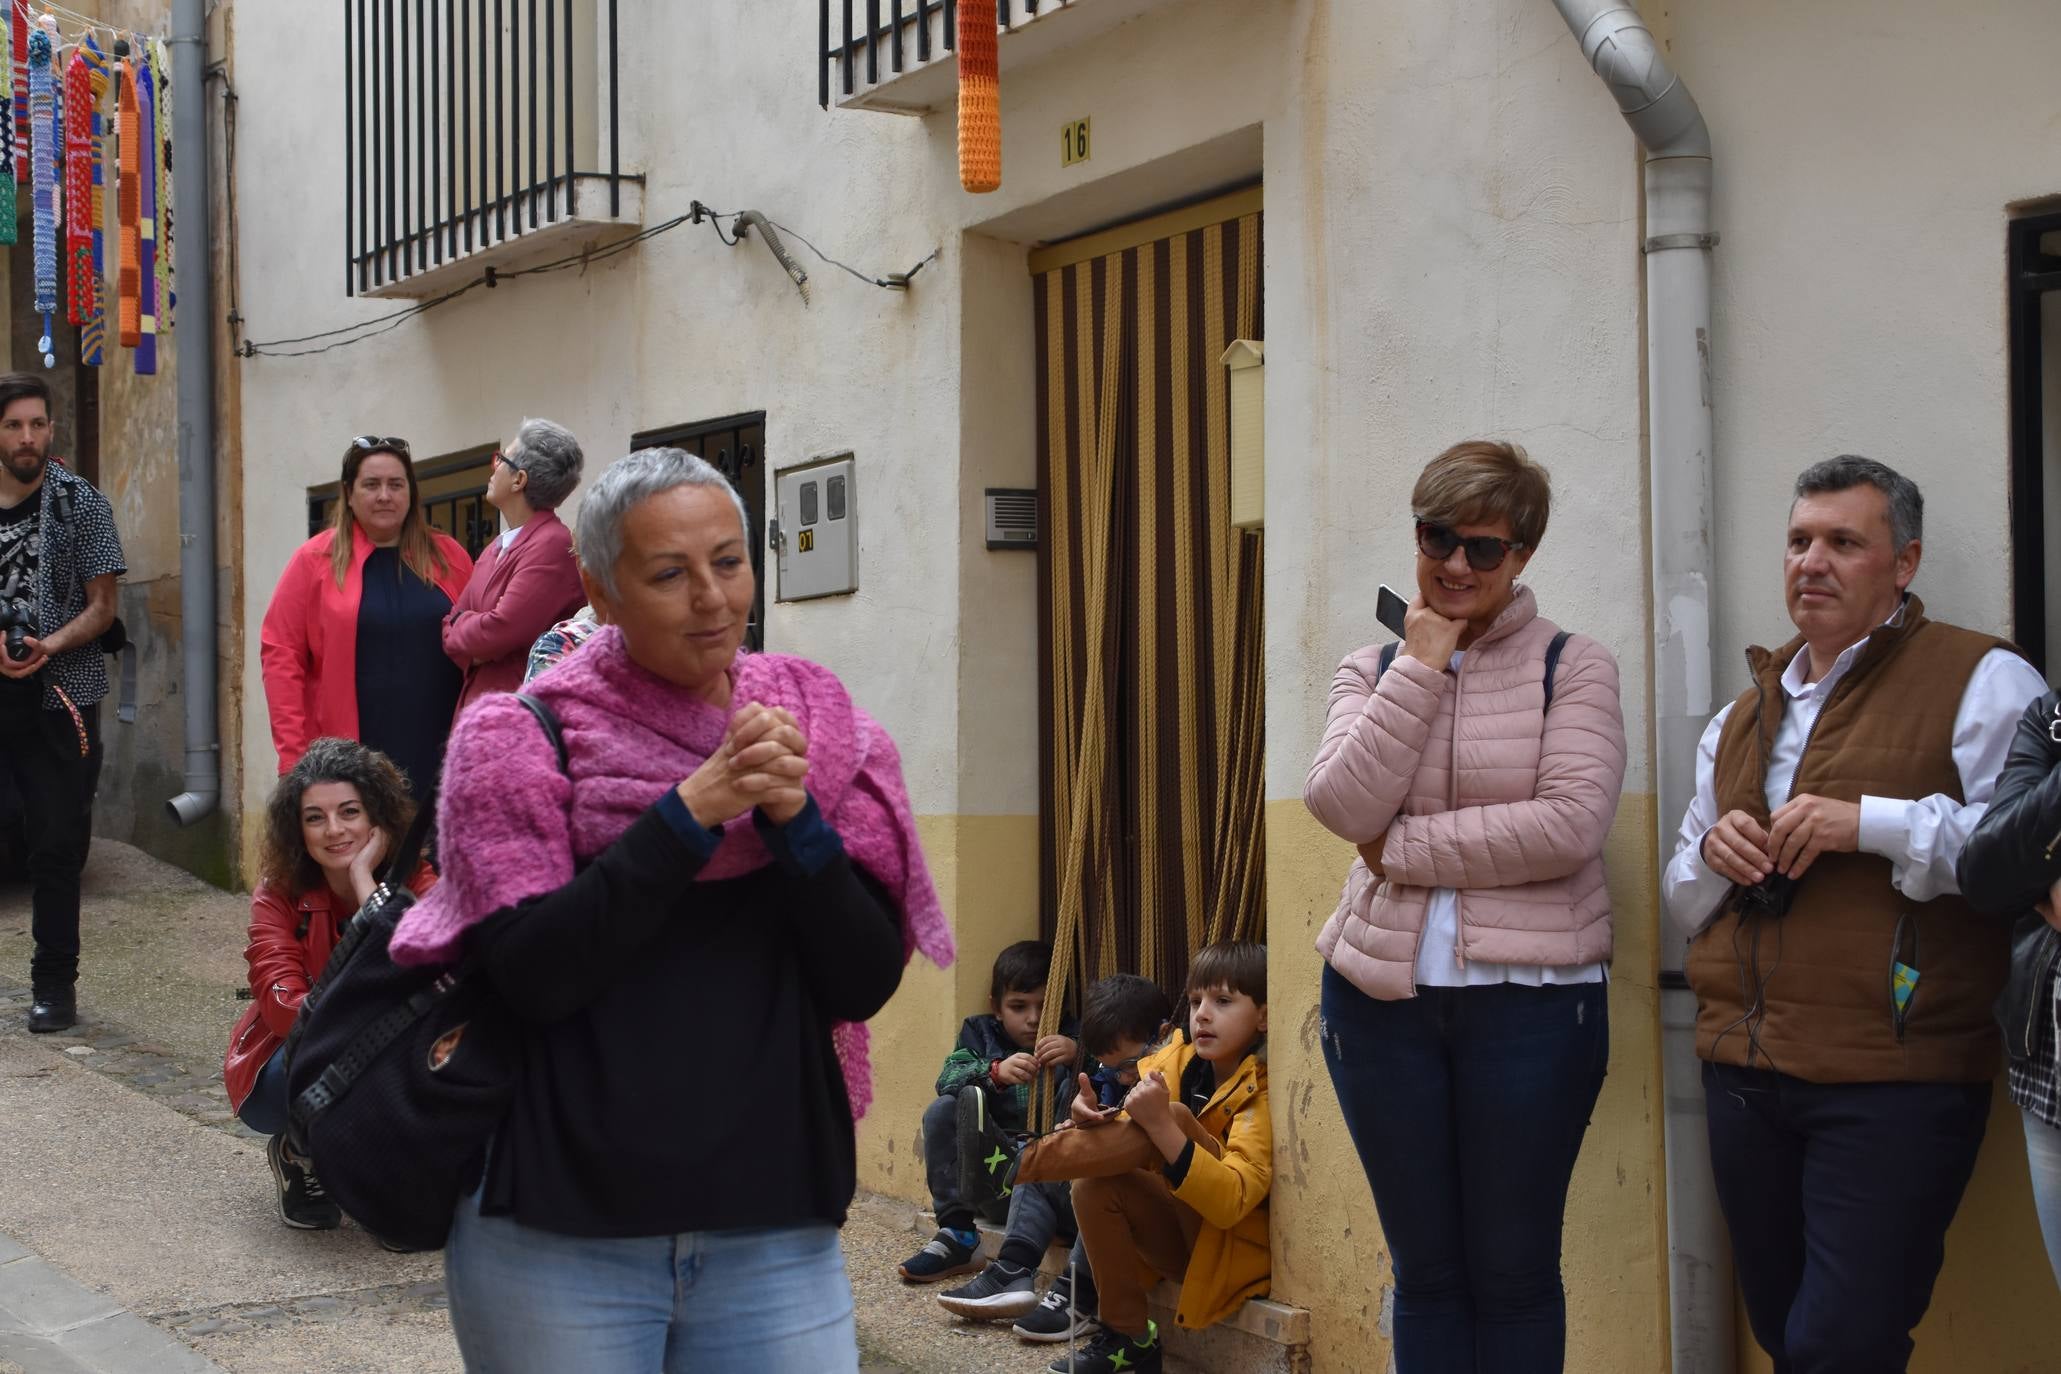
[676,702,812,830]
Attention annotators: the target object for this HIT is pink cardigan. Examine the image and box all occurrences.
[259,524,475,773]
[390,625,955,1118]
[442,508,585,719]
[1305,587,1626,1000]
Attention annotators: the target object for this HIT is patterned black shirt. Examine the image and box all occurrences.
[2011,968,2061,1130]
[10,462,125,711]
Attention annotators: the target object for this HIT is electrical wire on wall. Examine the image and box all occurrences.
[237,201,939,360]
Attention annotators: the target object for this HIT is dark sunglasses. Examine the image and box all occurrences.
[350,435,412,455]
[1416,519,1527,573]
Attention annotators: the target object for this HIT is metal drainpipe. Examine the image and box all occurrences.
[1548,4,1728,1371]
[165,0,219,827]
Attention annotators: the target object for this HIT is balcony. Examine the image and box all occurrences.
[820,0,1187,114]
[344,0,642,299]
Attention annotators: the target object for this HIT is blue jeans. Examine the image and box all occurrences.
[2023,1108,2061,1291]
[235,1046,289,1138]
[1703,1062,1989,1373]
[444,1192,858,1373]
[1320,967,1608,1374]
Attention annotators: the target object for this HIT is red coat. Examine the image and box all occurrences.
[441,508,585,719]
[222,865,438,1112]
[259,524,474,773]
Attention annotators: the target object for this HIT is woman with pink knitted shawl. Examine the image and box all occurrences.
[393,448,952,1374]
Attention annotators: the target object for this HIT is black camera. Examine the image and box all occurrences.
[1735,872,1799,922]
[0,568,36,664]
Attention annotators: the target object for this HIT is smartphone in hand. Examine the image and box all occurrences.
[1376,584,1409,639]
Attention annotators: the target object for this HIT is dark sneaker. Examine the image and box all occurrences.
[267,1134,341,1230]
[896,1227,981,1283]
[956,1086,1022,1222]
[1046,1320,1161,1373]
[27,988,76,1034]
[937,1260,1039,1320]
[1014,1277,1100,1344]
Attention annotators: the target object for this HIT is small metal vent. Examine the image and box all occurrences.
[985,488,1038,551]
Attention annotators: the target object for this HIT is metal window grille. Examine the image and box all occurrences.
[818,0,1047,107]
[344,0,625,294]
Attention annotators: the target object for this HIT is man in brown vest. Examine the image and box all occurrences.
[1661,456,2045,1372]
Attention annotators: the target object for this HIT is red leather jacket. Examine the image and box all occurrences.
[223,865,437,1112]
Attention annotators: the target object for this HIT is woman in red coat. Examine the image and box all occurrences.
[260,437,473,795]
[443,418,586,719]
[224,738,434,1229]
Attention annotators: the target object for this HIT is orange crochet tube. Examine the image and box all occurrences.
[116,58,139,348]
[956,0,999,193]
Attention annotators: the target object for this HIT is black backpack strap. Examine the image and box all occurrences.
[1376,642,1399,682]
[1543,630,1573,712]
[512,692,570,775]
[381,780,440,888]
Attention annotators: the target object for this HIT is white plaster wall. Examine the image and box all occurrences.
[1261,0,1651,805]
[1670,0,2061,689]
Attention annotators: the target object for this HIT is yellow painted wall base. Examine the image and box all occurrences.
[855,814,1043,1205]
[1264,796,1670,1374]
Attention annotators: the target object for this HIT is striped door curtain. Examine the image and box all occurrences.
[1034,192,1265,1034]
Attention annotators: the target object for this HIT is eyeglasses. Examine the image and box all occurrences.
[350,435,412,455]
[492,449,523,471]
[1415,519,1527,573]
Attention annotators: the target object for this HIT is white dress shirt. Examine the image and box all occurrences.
[1661,609,2047,941]
[1413,649,1609,987]
[498,523,524,553]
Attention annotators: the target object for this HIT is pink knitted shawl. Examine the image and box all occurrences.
[389,625,954,1118]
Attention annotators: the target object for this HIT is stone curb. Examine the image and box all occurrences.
[0,1244,227,1374]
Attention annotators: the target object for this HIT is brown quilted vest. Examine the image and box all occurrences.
[1687,599,2018,1083]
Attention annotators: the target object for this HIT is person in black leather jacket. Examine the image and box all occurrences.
[1958,686,2061,1289]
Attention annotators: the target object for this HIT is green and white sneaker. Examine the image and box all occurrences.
[1046,1319,1160,1373]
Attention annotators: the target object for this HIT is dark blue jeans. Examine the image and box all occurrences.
[1702,1062,1990,1374]
[1321,967,1608,1374]
[237,1046,290,1138]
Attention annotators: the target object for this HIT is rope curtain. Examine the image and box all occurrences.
[1031,208,1266,1125]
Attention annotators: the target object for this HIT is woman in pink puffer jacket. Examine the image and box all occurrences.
[1304,440,1626,1374]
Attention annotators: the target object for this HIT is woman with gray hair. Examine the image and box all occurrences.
[442,417,589,718]
[390,448,954,1371]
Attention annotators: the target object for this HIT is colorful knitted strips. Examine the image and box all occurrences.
[0,9,16,244]
[11,2,26,187]
[956,0,1000,193]
[134,56,155,374]
[115,57,138,348]
[152,39,169,331]
[81,37,105,365]
[28,27,55,327]
[63,48,92,326]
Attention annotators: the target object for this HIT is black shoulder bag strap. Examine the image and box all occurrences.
[1374,630,1573,710]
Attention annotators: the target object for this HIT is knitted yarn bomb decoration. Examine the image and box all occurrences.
[62,46,92,326]
[80,36,106,366]
[10,1,25,188]
[955,0,999,193]
[151,38,169,331]
[134,55,155,374]
[115,51,139,349]
[0,8,15,245]
[27,24,55,365]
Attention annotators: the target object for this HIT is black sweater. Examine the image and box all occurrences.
[472,793,905,1237]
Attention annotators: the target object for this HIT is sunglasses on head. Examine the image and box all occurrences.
[1415,519,1526,573]
[350,435,411,456]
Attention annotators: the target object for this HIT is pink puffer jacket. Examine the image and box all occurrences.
[1306,587,1626,1000]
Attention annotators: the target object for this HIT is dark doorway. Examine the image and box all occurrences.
[2009,210,2061,675]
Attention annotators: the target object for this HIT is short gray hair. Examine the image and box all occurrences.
[1793,454,1923,551]
[575,447,751,599]
[505,417,584,510]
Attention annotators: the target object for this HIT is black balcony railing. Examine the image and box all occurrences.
[819,0,1054,107]
[345,0,625,295]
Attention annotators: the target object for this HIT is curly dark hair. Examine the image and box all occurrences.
[258,738,417,894]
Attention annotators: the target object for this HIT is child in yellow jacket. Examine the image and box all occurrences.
[1052,940,1271,1374]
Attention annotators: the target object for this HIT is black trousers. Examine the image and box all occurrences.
[0,701,101,992]
[1703,1061,1991,1374]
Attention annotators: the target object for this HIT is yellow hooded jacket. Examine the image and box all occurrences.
[1134,1032,1272,1329]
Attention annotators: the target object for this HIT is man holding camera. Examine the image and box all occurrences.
[0,372,125,1035]
[1661,455,2045,1371]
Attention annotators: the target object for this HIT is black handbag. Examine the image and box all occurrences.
[281,694,567,1251]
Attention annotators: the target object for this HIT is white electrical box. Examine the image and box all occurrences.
[773,455,858,601]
